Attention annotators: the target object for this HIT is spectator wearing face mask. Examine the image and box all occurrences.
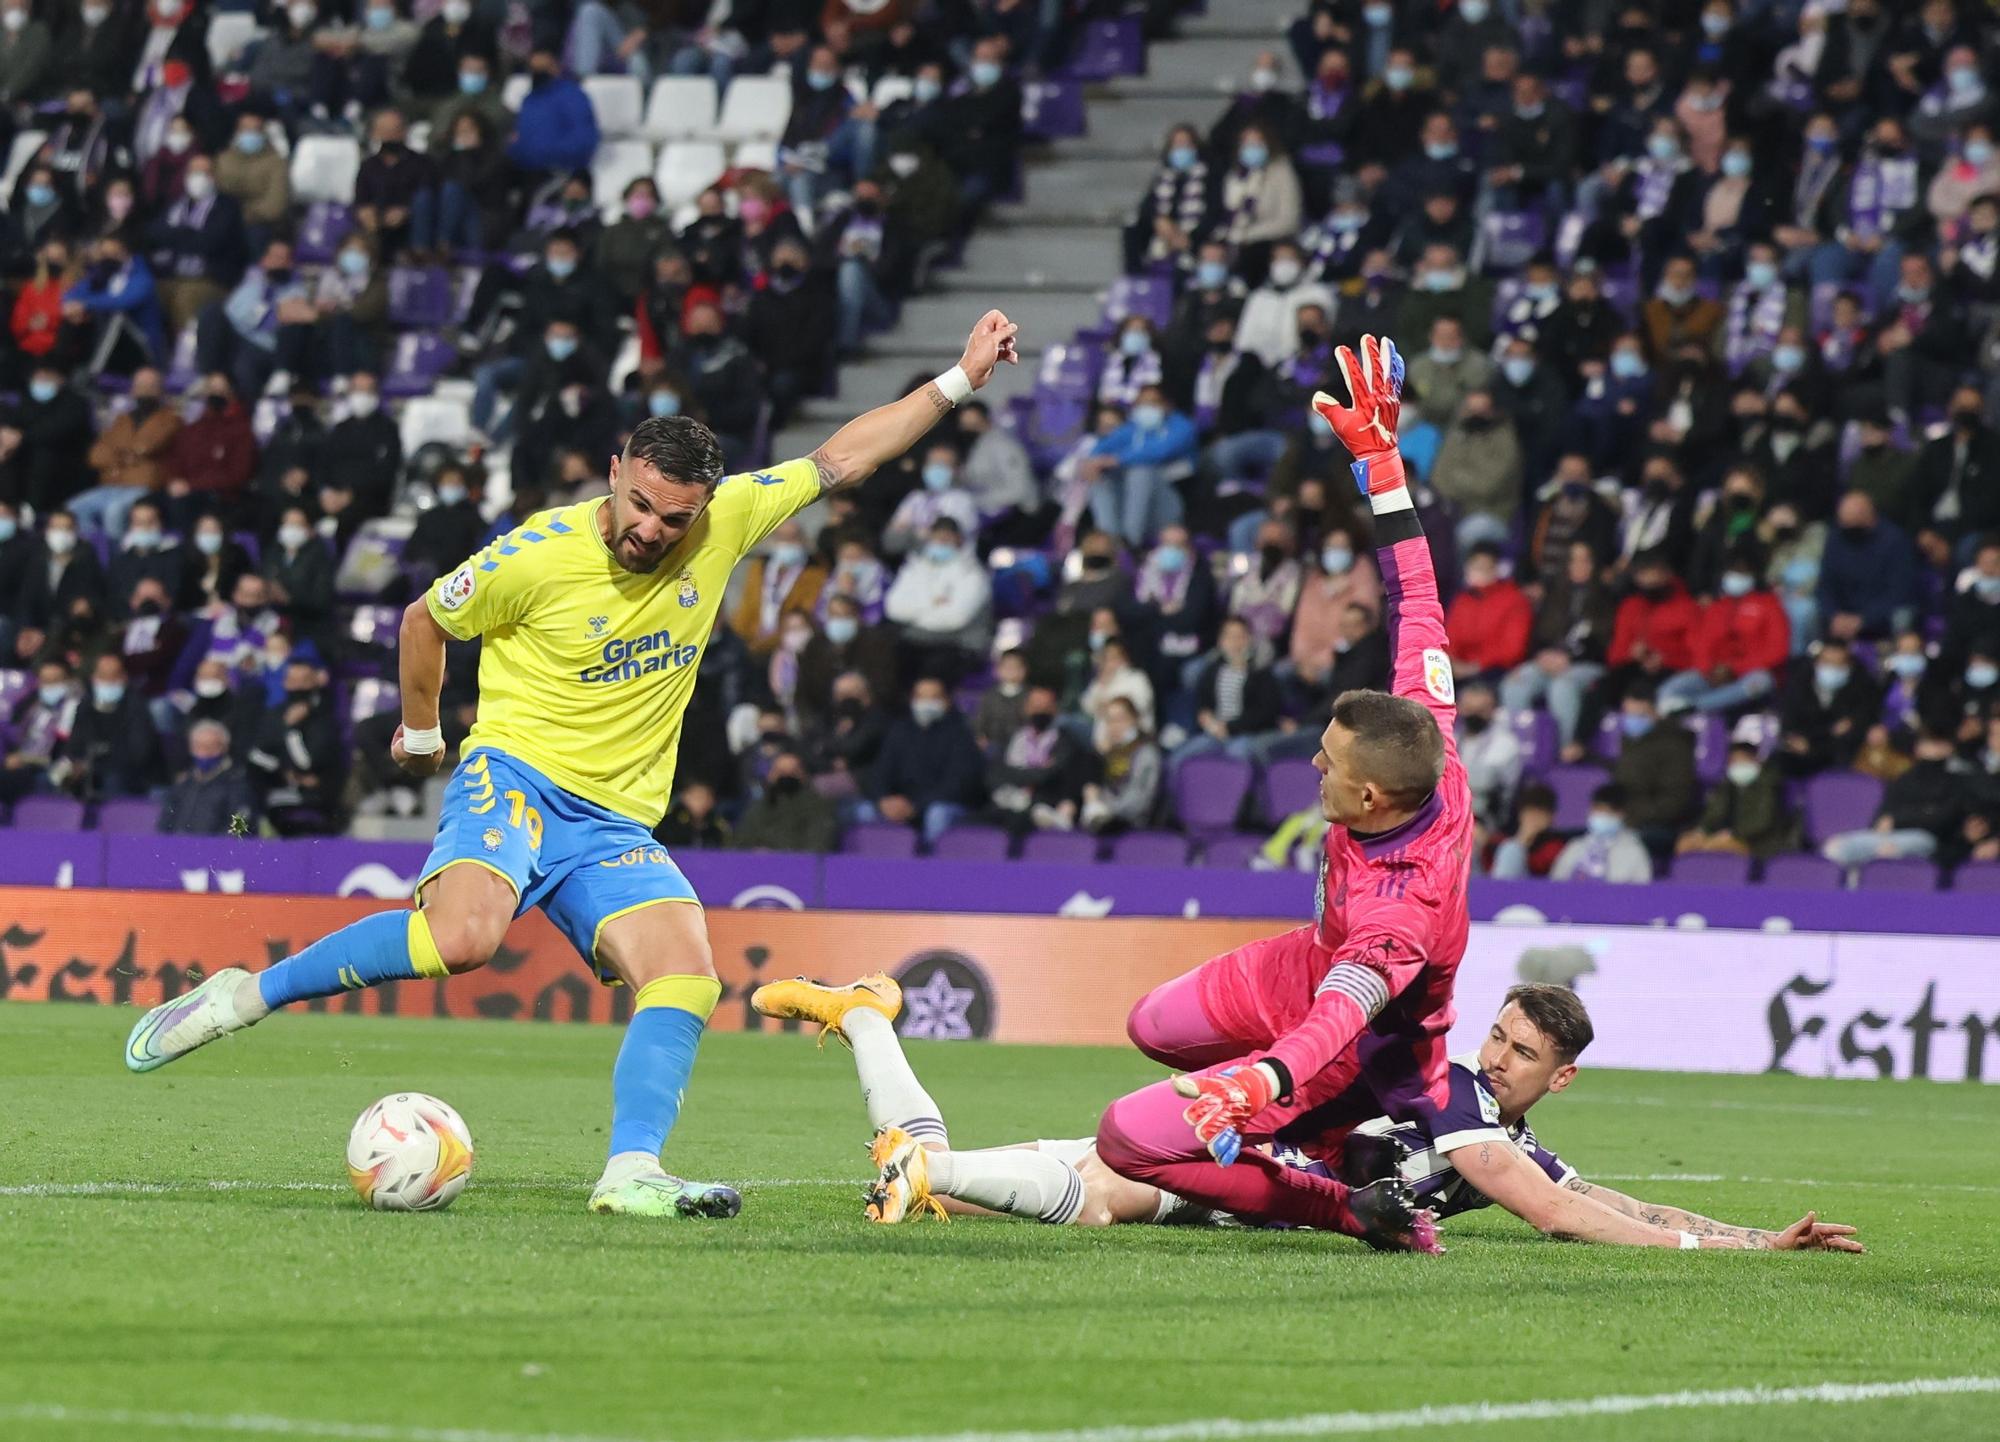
[1445,543,1533,682]
[1454,678,1521,832]
[1877,629,1934,739]
[1483,780,1562,879]
[216,112,290,251]
[1906,388,2000,549]
[1081,384,1198,550]
[514,373,618,504]
[198,240,315,399]
[1227,520,1301,661]
[263,505,334,651]
[1658,549,1790,716]
[731,748,839,853]
[598,179,671,309]
[1404,315,1492,431]
[1079,636,1155,751]
[404,464,486,580]
[1640,254,1721,360]
[974,649,1031,753]
[1395,243,1494,352]
[0,363,97,516]
[78,371,181,539]
[1935,641,2000,747]
[1174,616,1282,773]
[303,237,390,385]
[1678,741,1799,863]
[145,153,248,333]
[1778,638,1881,777]
[1133,525,1219,699]
[862,675,987,843]
[1822,730,1984,871]
[317,373,401,527]
[158,719,257,834]
[1081,695,1162,835]
[106,500,183,615]
[55,652,161,799]
[0,660,80,804]
[1945,539,2000,661]
[1818,490,1920,643]
[654,781,730,851]
[730,522,827,662]
[1878,253,1968,424]
[884,518,992,679]
[797,594,897,731]
[987,685,1091,836]
[1124,124,1216,276]
[745,238,836,427]
[507,47,599,175]
[171,516,246,615]
[1605,549,1698,708]
[404,0,502,114]
[162,373,255,530]
[1235,240,1334,367]
[1219,124,1302,278]
[246,655,345,835]
[803,669,888,790]
[15,511,105,638]
[1551,783,1653,883]
[678,302,764,471]
[882,443,980,557]
[1430,392,1521,559]
[139,115,199,212]
[1285,525,1380,691]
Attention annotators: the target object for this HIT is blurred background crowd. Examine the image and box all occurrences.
[3,0,2000,893]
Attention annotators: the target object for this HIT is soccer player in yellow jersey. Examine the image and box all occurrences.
[123,310,1021,1217]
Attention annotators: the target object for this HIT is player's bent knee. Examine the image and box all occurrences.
[424,910,511,974]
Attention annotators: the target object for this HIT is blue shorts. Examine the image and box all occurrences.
[418,746,699,980]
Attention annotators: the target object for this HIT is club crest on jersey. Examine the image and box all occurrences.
[674,568,699,608]
[481,827,504,852]
[438,566,475,611]
[1422,647,1454,704]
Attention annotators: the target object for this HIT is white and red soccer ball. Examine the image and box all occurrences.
[346,1093,475,1211]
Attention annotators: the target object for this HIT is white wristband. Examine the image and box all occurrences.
[400,724,444,756]
[1679,1231,1700,1250]
[932,364,973,407]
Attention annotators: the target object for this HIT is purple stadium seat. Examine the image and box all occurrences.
[382,333,457,398]
[95,797,161,833]
[1760,854,1844,890]
[387,266,454,329]
[1953,861,2000,893]
[1670,852,1751,886]
[1036,341,1104,395]
[1021,79,1086,139]
[1589,713,1622,761]
[1261,757,1320,825]
[347,677,400,724]
[1027,393,1088,460]
[1506,708,1557,775]
[295,201,355,264]
[1691,714,1730,784]
[1802,772,1884,845]
[1019,831,1100,865]
[1102,274,1173,330]
[1174,754,1252,834]
[1544,763,1607,830]
[1061,15,1144,80]
[1480,209,1548,276]
[1199,834,1263,868]
[1858,858,1939,892]
[842,822,916,858]
[162,322,202,393]
[1108,830,1190,867]
[11,796,85,830]
[931,825,1011,862]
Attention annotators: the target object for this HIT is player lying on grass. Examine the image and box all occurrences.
[755,974,1864,1252]
[121,310,1020,1219]
[1088,335,1476,1251]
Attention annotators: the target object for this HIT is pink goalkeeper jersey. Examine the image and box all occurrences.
[1258,498,1475,1097]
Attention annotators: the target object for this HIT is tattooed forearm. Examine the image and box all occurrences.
[921,381,953,417]
[809,446,850,494]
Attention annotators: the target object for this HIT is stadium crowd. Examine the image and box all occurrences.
[3,0,2000,889]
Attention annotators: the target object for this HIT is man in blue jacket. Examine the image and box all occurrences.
[1081,383,1199,549]
[508,47,600,177]
[1817,490,1919,642]
[861,676,988,845]
[64,232,165,368]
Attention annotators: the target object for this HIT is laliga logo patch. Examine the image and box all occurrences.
[675,568,699,609]
[1477,1082,1501,1125]
[1422,647,1454,704]
[438,565,475,611]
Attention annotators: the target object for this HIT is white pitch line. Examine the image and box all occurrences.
[0,1178,851,1198]
[1593,1173,2000,1196]
[5,1377,1998,1442]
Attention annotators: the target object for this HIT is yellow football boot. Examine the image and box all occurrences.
[863,1126,947,1224]
[750,973,902,1048]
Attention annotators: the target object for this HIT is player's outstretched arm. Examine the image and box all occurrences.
[1311,336,1457,746]
[1562,1178,1866,1253]
[1452,1142,1749,1248]
[806,309,1020,494]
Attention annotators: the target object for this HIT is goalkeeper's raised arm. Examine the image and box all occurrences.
[805,309,1020,495]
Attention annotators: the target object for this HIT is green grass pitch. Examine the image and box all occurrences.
[3,1003,1998,1442]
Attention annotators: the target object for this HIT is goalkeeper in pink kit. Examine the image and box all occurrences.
[1095,335,1470,1251]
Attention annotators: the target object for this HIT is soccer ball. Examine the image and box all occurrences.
[345,1093,475,1212]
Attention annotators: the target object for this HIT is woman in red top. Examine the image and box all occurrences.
[9,240,82,374]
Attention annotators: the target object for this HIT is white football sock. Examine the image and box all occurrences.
[232,972,271,1025]
[844,1007,948,1146]
[929,1148,1087,1225]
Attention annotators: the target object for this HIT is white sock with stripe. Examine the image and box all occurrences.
[843,1007,949,1146]
[928,1147,1088,1225]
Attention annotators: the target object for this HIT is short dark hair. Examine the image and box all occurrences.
[1518,780,1556,813]
[1329,689,1445,808]
[1503,983,1595,1063]
[623,416,725,488]
[1591,782,1627,811]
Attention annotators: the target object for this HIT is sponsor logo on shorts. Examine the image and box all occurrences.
[481,827,504,852]
[437,566,475,611]
[598,846,673,869]
[578,626,700,684]
[1422,647,1454,704]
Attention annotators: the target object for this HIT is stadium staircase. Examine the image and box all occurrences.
[770,0,1301,463]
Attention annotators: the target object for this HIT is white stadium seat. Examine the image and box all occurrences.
[502,74,531,111]
[871,74,914,107]
[206,11,263,70]
[3,131,45,195]
[643,76,719,142]
[591,138,656,208]
[289,135,360,204]
[655,140,727,207]
[713,74,791,142]
[399,396,472,454]
[730,139,779,174]
[582,75,644,137]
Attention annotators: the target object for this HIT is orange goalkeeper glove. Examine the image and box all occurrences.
[1172,1063,1281,1166]
[1311,333,1407,500]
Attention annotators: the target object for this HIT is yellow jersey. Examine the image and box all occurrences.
[423,456,821,823]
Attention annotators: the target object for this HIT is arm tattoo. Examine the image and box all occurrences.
[1564,1178,1594,1196]
[921,381,953,417]
[808,446,849,495]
